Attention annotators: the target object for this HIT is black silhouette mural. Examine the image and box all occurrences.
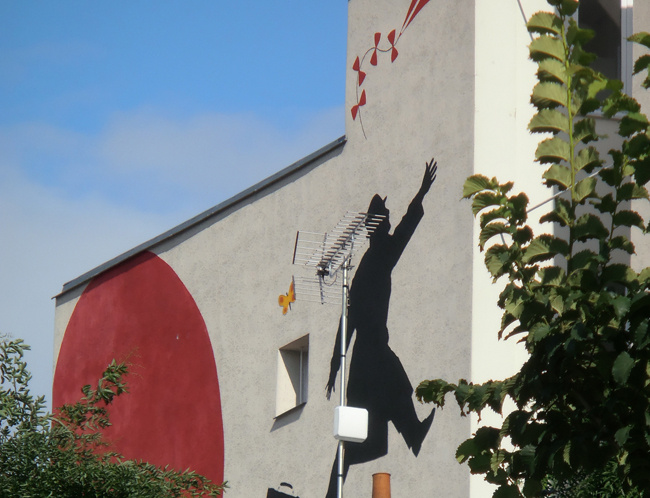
[324,160,438,497]
[267,482,299,497]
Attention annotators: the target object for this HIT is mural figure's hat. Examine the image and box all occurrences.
[367,194,389,217]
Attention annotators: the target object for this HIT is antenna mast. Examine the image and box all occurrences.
[292,211,385,498]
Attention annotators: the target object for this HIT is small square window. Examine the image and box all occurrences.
[275,335,309,417]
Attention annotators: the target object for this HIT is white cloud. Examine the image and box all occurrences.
[0,106,344,409]
[1,106,344,212]
[98,107,344,203]
[0,165,173,409]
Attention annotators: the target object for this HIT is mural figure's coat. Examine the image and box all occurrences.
[325,161,437,497]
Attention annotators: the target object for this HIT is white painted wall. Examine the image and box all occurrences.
[472,1,550,495]
[472,2,650,496]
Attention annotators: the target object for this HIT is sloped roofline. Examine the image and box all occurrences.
[57,135,346,297]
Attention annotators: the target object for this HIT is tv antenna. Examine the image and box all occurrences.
[290,210,385,498]
[291,212,385,305]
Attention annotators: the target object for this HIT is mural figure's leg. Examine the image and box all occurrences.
[391,399,435,456]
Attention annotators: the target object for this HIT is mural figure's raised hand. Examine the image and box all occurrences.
[418,158,438,198]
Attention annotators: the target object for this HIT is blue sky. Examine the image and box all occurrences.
[0,2,347,408]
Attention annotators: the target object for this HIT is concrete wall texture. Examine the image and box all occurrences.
[52,1,650,496]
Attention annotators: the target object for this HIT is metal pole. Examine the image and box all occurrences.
[337,260,350,498]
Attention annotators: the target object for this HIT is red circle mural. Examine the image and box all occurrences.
[53,251,224,485]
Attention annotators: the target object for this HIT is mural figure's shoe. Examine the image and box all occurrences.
[410,407,435,457]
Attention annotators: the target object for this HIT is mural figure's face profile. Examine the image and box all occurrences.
[367,194,391,237]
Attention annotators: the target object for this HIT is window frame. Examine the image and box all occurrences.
[577,0,634,91]
[274,335,309,418]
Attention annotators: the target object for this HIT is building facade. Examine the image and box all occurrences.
[52,1,650,496]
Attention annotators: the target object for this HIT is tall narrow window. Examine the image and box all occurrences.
[579,0,622,80]
[275,335,309,417]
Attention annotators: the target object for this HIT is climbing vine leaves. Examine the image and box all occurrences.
[416,1,650,495]
[0,339,226,497]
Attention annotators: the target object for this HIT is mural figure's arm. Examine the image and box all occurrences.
[325,320,355,400]
[390,158,438,261]
[414,157,437,205]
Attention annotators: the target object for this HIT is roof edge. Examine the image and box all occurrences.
[56,135,347,297]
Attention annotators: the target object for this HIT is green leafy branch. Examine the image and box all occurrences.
[0,338,227,497]
[417,1,650,496]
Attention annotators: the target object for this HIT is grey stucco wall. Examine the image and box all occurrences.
[53,0,475,496]
[52,1,650,497]
[159,1,477,495]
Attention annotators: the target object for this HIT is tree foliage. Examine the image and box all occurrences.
[416,1,650,496]
[0,338,226,497]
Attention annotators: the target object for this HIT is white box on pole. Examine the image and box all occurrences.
[333,406,368,443]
